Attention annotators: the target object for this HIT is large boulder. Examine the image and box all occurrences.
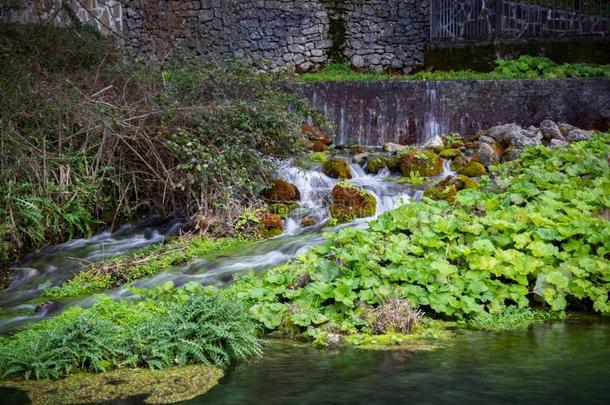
[476,142,501,167]
[262,179,300,202]
[399,149,443,177]
[487,123,541,148]
[329,183,377,224]
[539,120,563,140]
[558,123,577,137]
[323,157,352,179]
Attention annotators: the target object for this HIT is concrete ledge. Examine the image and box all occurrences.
[296,78,610,146]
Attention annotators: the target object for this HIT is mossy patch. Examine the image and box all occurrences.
[261,179,300,202]
[1,365,224,405]
[458,161,487,177]
[439,148,462,159]
[400,149,443,177]
[329,183,377,224]
[366,157,388,174]
[268,202,299,218]
[322,157,352,179]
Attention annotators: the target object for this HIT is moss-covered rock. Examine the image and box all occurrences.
[366,157,388,174]
[260,212,283,237]
[450,155,469,171]
[0,268,9,289]
[386,155,402,173]
[424,175,480,204]
[262,179,300,202]
[323,157,352,179]
[329,183,377,224]
[458,161,487,177]
[439,148,462,159]
[268,202,299,218]
[399,149,443,177]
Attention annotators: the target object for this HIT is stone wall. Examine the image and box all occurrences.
[1,0,123,35]
[122,0,428,72]
[297,79,610,146]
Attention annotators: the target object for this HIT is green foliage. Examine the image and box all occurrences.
[228,135,610,340]
[0,285,261,380]
[300,56,610,81]
[43,236,249,300]
[465,306,563,331]
[0,23,316,265]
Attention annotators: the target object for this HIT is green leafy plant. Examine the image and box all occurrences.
[0,284,261,380]
[227,135,610,340]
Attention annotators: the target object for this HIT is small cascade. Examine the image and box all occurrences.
[0,156,428,333]
[422,81,446,145]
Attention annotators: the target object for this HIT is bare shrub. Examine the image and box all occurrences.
[371,299,423,334]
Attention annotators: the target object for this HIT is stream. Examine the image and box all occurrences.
[2,156,609,405]
[0,159,427,333]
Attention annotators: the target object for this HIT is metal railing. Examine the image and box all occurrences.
[430,0,610,43]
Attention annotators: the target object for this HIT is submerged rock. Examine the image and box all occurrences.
[322,157,352,179]
[399,149,443,177]
[329,183,377,224]
[262,179,300,202]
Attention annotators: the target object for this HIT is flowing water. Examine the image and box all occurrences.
[0,159,433,333]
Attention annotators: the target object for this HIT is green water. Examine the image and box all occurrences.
[188,319,610,404]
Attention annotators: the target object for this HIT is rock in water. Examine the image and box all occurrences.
[322,157,352,179]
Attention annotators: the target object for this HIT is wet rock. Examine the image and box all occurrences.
[386,155,402,173]
[566,128,593,142]
[366,156,388,174]
[487,123,522,145]
[383,142,407,153]
[323,157,352,179]
[539,120,562,140]
[399,149,443,177]
[300,217,317,227]
[329,183,377,224]
[458,161,487,177]
[421,135,444,149]
[262,179,300,202]
[550,139,570,149]
[35,301,57,314]
[352,152,369,165]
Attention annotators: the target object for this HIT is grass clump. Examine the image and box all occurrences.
[299,56,610,82]
[0,283,261,380]
[465,306,563,331]
[227,135,610,343]
[43,236,250,300]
